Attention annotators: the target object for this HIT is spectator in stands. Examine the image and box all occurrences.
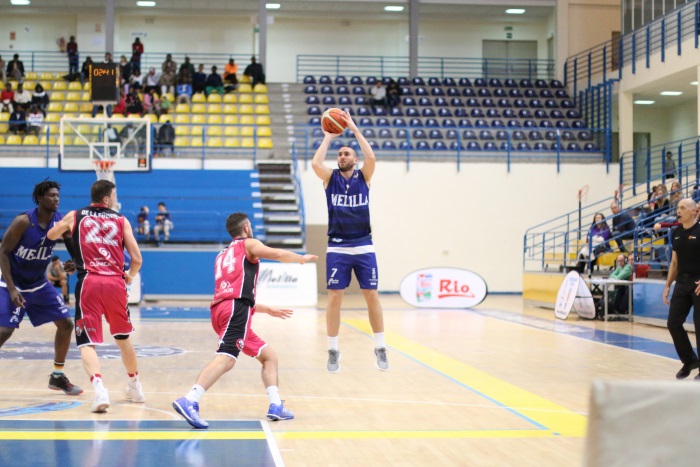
[143,67,161,96]
[125,88,144,116]
[153,202,174,244]
[158,94,172,115]
[80,56,93,85]
[9,107,27,135]
[205,66,225,96]
[119,122,147,157]
[223,58,238,87]
[92,103,113,118]
[610,201,635,253]
[160,54,178,96]
[6,53,25,81]
[104,52,114,64]
[369,81,387,109]
[668,180,683,210]
[386,78,401,108]
[142,88,159,116]
[119,55,133,94]
[66,36,79,75]
[131,37,144,73]
[31,83,49,117]
[179,56,195,80]
[46,255,70,304]
[243,56,265,87]
[104,124,119,155]
[577,212,611,272]
[176,76,193,105]
[176,63,191,87]
[609,253,632,314]
[130,68,144,93]
[137,206,150,239]
[1,82,14,113]
[192,64,207,95]
[157,122,175,157]
[0,55,6,83]
[13,83,31,112]
[665,151,677,180]
[26,105,43,136]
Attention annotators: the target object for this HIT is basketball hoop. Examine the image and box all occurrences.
[92,159,116,183]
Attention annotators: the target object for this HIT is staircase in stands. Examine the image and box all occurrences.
[256,160,304,249]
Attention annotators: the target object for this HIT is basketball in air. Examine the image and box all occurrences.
[321,108,347,134]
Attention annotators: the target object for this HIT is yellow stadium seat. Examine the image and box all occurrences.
[67,81,82,91]
[23,81,36,91]
[237,94,252,104]
[255,105,270,115]
[0,135,5,144]
[6,135,22,145]
[224,115,239,125]
[174,136,190,147]
[224,126,240,136]
[207,137,224,147]
[239,115,255,125]
[77,124,92,134]
[223,104,237,114]
[207,115,222,124]
[145,114,158,123]
[240,74,251,84]
[192,104,206,114]
[0,124,7,133]
[192,94,206,103]
[78,113,92,119]
[79,103,93,112]
[240,126,254,137]
[191,126,203,136]
[253,83,268,93]
[207,94,222,103]
[47,102,63,112]
[223,94,237,103]
[52,81,68,91]
[83,82,91,91]
[45,113,60,122]
[207,126,223,136]
[237,83,252,93]
[175,126,190,136]
[257,138,273,149]
[64,102,79,112]
[254,94,268,104]
[192,115,206,124]
[40,81,52,91]
[224,137,240,147]
[257,127,272,137]
[239,104,253,115]
[175,115,190,124]
[241,137,255,148]
[0,112,10,121]
[159,114,173,123]
[127,113,143,119]
[25,71,38,80]
[23,135,39,145]
[73,136,89,145]
[45,123,58,134]
[175,103,190,113]
[207,104,222,114]
[191,137,203,147]
[40,135,57,145]
[62,113,75,119]
[163,93,175,102]
[66,92,81,101]
[255,115,271,126]
[40,72,54,80]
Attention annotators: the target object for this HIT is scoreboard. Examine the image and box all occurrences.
[89,63,119,103]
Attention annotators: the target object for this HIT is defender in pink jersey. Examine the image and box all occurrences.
[173,212,317,429]
[48,180,144,414]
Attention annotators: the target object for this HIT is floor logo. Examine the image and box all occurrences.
[0,402,81,417]
[0,341,184,360]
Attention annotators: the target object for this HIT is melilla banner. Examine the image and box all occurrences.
[399,267,488,309]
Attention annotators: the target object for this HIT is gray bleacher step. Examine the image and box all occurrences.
[263,236,304,247]
[261,193,297,202]
[265,226,302,234]
[263,203,299,211]
[258,173,293,182]
[260,182,295,192]
[264,213,301,223]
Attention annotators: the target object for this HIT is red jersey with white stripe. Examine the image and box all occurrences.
[211,237,259,306]
[72,204,126,277]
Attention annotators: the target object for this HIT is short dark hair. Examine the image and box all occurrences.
[226,212,249,238]
[52,255,60,262]
[32,179,60,205]
[90,180,116,203]
[158,202,166,208]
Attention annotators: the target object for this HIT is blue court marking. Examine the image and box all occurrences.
[469,308,690,360]
[0,402,81,417]
[138,307,211,320]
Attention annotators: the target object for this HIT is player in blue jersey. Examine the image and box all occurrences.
[0,180,83,395]
[312,110,388,372]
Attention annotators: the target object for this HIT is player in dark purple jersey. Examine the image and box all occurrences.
[0,180,83,395]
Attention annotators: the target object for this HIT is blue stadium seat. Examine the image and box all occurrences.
[556,90,570,99]
[379,129,393,138]
[500,141,514,150]
[572,120,585,129]
[509,89,522,97]
[415,87,428,96]
[428,77,441,86]
[438,108,452,117]
[518,109,532,118]
[416,141,430,150]
[561,131,575,141]
[323,96,336,105]
[533,142,548,151]
[418,97,432,106]
[308,106,321,115]
[359,117,373,126]
[312,139,323,149]
[382,140,397,150]
[503,109,517,118]
[446,129,458,139]
[466,98,480,107]
[483,141,497,150]
[348,140,360,151]
[479,130,494,140]
[473,78,487,87]
[522,120,535,128]
[517,142,532,151]
[412,77,425,86]
[431,87,445,96]
[504,79,518,88]
[550,109,564,119]
[309,117,321,125]
[584,142,599,151]
[352,86,366,95]
[462,130,477,140]
[442,118,456,127]
[451,98,465,106]
[491,119,505,128]
[550,79,564,88]
[466,141,482,150]
[493,88,507,98]
[529,130,543,141]
[335,76,348,84]
[357,107,371,116]
[555,120,570,129]
[507,119,521,128]
[429,129,444,139]
[321,85,333,94]
[342,128,354,137]
[529,99,543,108]
[534,109,547,119]
[398,77,409,85]
[450,141,465,150]
[478,88,492,97]
[495,130,508,140]
[498,98,512,108]
[362,128,376,138]
[337,86,349,95]
[396,129,408,138]
[390,107,404,116]
[566,109,581,119]
[312,128,324,138]
[447,87,461,96]
[338,96,351,105]
[435,97,448,107]
[561,99,575,108]
[399,141,413,150]
[567,142,581,151]
[458,119,473,128]
[514,99,528,108]
[443,77,456,86]
[409,118,423,127]
[486,108,500,118]
[319,75,331,84]
[550,142,563,150]
[458,78,472,86]
[539,120,553,128]
[330,140,344,150]
[354,96,367,105]
[524,88,537,98]
[401,86,413,96]
[520,79,533,88]
[474,119,488,128]
[512,130,526,140]
[306,95,320,105]
[304,85,318,94]
[454,108,468,117]
[535,79,548,88]
[426,118,439,127]
[545,99,559,108]
[462,88,476,97]
[545,131,558,141]
[489,78,503,88]
[578,130,593,141]
[304,76,316,84]
[350,76,363,84]
[403,97,416,106]
[406,107,419,117]
[482,98,496,107]
[366,77,377,85]
[372,107,387,116]
[381,77,391,85]
[422,108,436,117]
[540,89,553,98]
[376,117,390,126]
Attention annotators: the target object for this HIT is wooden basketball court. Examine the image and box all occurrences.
[0,295,683,466]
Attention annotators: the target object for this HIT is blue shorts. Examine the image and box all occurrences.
[326,237,378,290]
[0,281,70,328]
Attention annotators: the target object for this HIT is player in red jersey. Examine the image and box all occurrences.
[48,180,143,413]
[173,212,317,429]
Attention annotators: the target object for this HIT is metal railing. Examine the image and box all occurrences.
[297,55,555,83]
[290,144,307,248]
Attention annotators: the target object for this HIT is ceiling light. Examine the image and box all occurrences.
[136,1,156,6]
[660,91,683,96]
[505,8,525,14]
[691,81,698,86]
[385,6,404,12]
[266,3,281,9]
[11,0,31,5]
[634,100,655,105]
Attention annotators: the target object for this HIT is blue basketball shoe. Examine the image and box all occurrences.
[267,401,294,421]
[173,397,209,429]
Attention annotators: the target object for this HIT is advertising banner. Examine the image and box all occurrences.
[399,267,488,308]
[256,263,318,307]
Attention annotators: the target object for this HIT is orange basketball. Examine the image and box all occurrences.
[321,108,347,134]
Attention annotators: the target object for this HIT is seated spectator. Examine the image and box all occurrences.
[223,58,238,87]
[0,55,5,83]
[610,201,635,253]
[6,53,25,81]
[609,253,633,314]
[31,83,49,116]
[157,121,175,157]
[9,107,26,134]
[103,52,114,64]
[160,53,177,96]
[192,64,207,95]
[80,56,93,85]
[386,78,401,108]
[125,88,144,116]
[143,67,161,96]
[153,202,174,244]
[177,66,191,89]
[112,95,125,115]
[92,103,113,118]
[158,94,172,115]
[119,55,133,94]
[46,255,71,304]
[142,88,159,115]
[205,66,225,96]
[369,81,387,109]
[26,105,43,136]
[1,82,14,113]
[176,76,193,105]
[243,56,265,87]
[137,206,150,239]
[577,212,611,272]
[668,180,683,210]
[129,68,144,92]
[13,82,31,111]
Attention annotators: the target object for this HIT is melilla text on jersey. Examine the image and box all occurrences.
[82,210,120,219]
[331,193,369,208]
[15,245,53,261]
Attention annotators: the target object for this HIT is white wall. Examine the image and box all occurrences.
[299,161,619,292]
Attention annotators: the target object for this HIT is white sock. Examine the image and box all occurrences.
[328,336,339,351]
[186,384,206,403]
[92,377,105,393]
[374,332,385,349]
[266,385,282,406]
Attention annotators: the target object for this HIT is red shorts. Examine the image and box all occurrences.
[211,299,266,359]
[75,274,132,347]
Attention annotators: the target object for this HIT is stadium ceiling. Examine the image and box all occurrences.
[8,0,555,21]
[631,68,699,108]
